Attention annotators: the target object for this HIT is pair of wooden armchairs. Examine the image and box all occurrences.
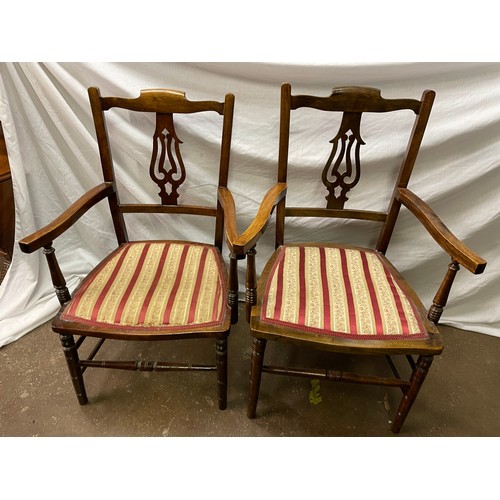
[19,83,486,433]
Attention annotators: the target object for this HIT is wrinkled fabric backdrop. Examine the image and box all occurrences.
[0,62,499,346]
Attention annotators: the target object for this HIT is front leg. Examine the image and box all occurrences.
[245,247,257,323]
[59,334,88,405]
[228,253,239,324]
[247,337,267,419]
[216,338,228,410]
[391,355,433,433]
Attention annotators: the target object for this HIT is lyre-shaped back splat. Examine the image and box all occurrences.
[149,113,186,205]
[321,112,364,209]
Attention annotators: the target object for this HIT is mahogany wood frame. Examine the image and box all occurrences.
[0,122,14,282]
[243,83,486,433]
[19,87,238,410]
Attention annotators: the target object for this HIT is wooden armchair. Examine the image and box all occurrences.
[19,87,240,410]
[233,83,486,433]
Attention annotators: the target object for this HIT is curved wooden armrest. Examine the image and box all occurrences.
[19,182,115,254]
[217,186,240,252]
[218,183,287,255]
[397,187,486,274]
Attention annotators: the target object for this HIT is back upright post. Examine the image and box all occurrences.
[376,89,435,254]
[275,83,292,249]
[88,87,129,245]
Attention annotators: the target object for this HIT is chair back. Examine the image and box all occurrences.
[275,83,435,252]
[88,87,235,250]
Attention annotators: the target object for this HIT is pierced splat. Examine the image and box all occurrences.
[321,112,365,209]
[149,113,186,205]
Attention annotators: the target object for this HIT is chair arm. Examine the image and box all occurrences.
[217,186,240,252]
[397,187,486,274]
[218,183,287,255]
[19,182,115,254]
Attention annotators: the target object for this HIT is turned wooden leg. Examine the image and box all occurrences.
[59,334,88,405]
[43,244,72,305]
[245,247,257,324]
[228,253,239,325]
[391,355,433,433]
[428,260,460,324]
[216,338,228,410]
[247,338,267,419]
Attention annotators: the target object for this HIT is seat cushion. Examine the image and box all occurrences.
[260,245,428,340]
[61,241,227,331]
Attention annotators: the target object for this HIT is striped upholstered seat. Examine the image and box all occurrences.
[260,245,427,340]
[61,241,227,332]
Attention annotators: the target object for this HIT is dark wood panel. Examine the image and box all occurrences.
[0,122,15,268]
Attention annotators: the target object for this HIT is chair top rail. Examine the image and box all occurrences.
[290,85,424,114]
[97,88,226,115]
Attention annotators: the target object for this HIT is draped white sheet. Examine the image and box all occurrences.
[0,62,499,346]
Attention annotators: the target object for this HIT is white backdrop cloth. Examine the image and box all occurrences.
[0,62,499,346]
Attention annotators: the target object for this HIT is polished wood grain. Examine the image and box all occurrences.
[119,204,217,216]
[397,187,486,274]
[244,83,486,434]
[149,112,186,205]
[19,182,115,253]
[245,247,257,323]
[42,244,71,305]
[291,86,422,114]
[218,183,287,255]
[376,90,436,253]
[19,87,237,411]
[100,89,225,114]
[428,260,460,324]
[284,207,387,222]
[218,182,287,324]
[217,187,240,247]
[322,111,364,208]
[0,122,14,278]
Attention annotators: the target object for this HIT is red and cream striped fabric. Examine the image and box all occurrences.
[261,246,427,339]
[61,242,226,331]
